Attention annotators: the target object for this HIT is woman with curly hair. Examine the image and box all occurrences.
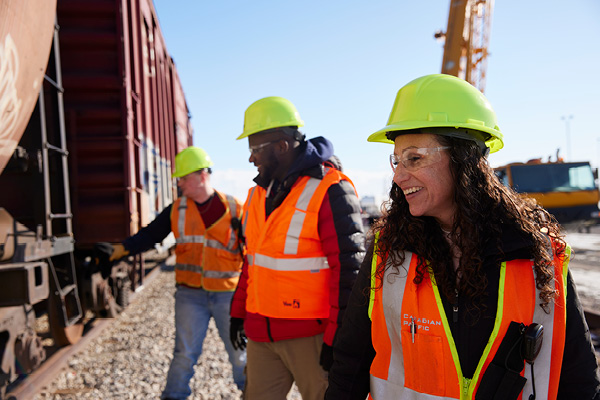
[325,74,600,400]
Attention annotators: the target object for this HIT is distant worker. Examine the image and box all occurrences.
[229,96,366,400]
[325,74,600,399]
[95,146,246,400]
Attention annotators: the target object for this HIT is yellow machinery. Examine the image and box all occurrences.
[495,159,600,227]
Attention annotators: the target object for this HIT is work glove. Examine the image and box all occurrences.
[319,343,334,372]
[230,317,247,351]
[93,242,129,279]
[109,243,129,261]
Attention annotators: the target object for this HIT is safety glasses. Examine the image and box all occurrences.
[248,140,279,155]
[389,146,450,172]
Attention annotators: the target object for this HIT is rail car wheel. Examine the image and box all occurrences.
[48,292,84,346]
[115,276,131,308]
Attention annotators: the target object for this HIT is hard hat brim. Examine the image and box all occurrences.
[236,123,304,140]
[368,122,504,153]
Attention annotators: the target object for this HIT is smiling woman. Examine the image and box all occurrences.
[325,74,600,400]
[390,134,455,230]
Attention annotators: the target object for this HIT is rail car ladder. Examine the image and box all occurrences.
[37,20,83,340]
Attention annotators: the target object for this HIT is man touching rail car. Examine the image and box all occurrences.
[229,96,366,400]
[95,146,246,400]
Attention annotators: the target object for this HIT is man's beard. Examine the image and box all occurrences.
[258,152,280,183]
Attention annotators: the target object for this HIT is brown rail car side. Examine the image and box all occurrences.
[57,0,192,245]
[0,0,193,395]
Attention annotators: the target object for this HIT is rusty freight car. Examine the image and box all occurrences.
[0,0,192,395]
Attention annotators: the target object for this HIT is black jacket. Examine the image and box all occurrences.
[325,227,600,399]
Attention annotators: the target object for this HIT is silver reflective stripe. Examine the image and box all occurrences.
[284,210,306,254]
[175,263,202,272]
[176,263,240,278]
[253,253,328,271]
[297,178,320,210]
[522,251,568,400]
[381,253,410,387]
[203,270,241,278]
[284,178,321,255]
[242,187,257,237]
[178,196,188,237]
[371,375,455,399]
[247,254,254,265]
[206,238,240,255]
[225,194,237,217]
[176,235,205,244]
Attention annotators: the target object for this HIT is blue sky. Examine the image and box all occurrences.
[153,0,600,202]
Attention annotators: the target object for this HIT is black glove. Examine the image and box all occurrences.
[230,317,247,351]
[93,242,116,279]
[319,343,334,372]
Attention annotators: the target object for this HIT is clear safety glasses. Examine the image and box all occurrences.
[389,146,450,172]
[248,140,279,155]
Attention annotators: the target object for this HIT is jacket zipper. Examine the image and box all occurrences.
[266,317,274,342]
[453,288,459,323]
[462,377,472,399]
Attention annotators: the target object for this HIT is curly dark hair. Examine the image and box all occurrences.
[371,131,564,313]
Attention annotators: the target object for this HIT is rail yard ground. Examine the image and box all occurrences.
[25,264,301,400]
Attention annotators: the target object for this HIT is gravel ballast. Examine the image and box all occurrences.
[34,268,301,399]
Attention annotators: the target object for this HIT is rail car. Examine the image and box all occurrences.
[0,0,192,395]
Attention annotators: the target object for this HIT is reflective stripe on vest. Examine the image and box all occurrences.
[243,168,354,318]
[173,263,241,278]
[175,196,241,257]
[368,236,568,399]
[247,253,328,272]
[245,176,329,272]
[171,193,243,290]
[284,177,321,254]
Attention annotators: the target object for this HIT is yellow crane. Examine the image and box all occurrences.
[435,3,600,229]
[435,0,494,93]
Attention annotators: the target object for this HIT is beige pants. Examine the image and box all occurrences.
[244,334,328,400]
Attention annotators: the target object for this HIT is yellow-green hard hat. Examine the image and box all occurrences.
[172,146,214,178]
[368,74,504,153]
[237,96,304,140]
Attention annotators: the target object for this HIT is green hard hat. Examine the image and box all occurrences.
[172,146,214,178]
[237,96,304,140]
[368,74,504,153]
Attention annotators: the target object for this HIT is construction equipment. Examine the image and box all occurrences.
[435,0,494,93]
[495,157,600,230]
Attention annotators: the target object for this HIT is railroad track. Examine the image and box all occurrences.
[4,265,164,400]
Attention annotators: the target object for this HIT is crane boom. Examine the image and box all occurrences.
[438,0,494,92]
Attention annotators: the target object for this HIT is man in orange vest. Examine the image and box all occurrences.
[95,146,246,400]
[229,96,366,400]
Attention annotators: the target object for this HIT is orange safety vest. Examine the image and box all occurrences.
[241,168,355,318]
[368,236,569,400]
[171,191,243,291]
